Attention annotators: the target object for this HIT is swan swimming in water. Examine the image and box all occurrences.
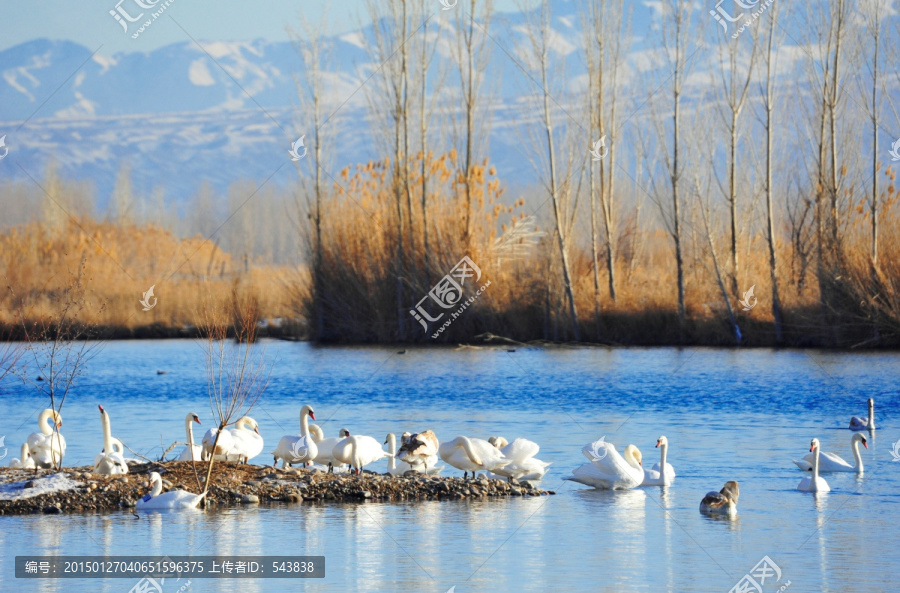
[700,481,740,515]
[797,438,830,493]
[849,398,875,431]
[136,472,206,510]
[641,435,676,486]
[272,405,318,468]
[93,405,128,476]
[27,409,65,468]
[176,413,202,461]
[564,439,644,490]
[793,433,866,473]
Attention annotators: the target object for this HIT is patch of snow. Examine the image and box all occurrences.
[0,473,82,501]
[339,32,366,50]
[188,58,216,86]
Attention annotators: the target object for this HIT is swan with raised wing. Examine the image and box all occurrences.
[849,398,875,431]
[27,409,65,468]
[176,413,202,461]
[641,435,676,486]
[9,443,35,469]
[564,439,644,490]
[797,438,830,493]
[136,472,206,510]
[439,436,510,479]
[272,405,318,468]
[794,433,866,473]
[397,430,442,474]
[700,481,740,514]
[94,405,128,475]
[226,416,263,463]
[332,434,392,475]
[488,436,551,482]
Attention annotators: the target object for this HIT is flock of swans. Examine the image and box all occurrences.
[6,397,878,512]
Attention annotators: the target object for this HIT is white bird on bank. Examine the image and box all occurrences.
[94,405,128,476]
[397,430,442,474]
[798,438,831,493]
[201,425,235,462]
[487,436,551,482]
[226,416,264,463]
[311,426,351,473]
[332,435,392,475]
[27,409,66,468]
[439,436,510,479]
[176,413,203,461]
[136,472,206,510]
[9,443,35,469]
[700,481,740,515]
[564,439,644,490]
[641,436,676,486]
[849,398,875,431]
[793,433,867,473]
[272,405,318,468]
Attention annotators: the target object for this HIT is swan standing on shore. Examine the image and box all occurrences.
[849,398,875,431]
[272,405,318,468]
[27,409,65,468]
[9,443,35,469]
[137,472,206,510]
[564,439,644,490]
[226,416,263,463]
[439,436,510,479]
[700,481,740,514]
[176,413,202,461]
[201,425,235,462]
[332,434,392,475]
[488,436,551,482]
[397,430,442,474]
[94,405,128,475]
[641,436,676,486]
[793,433,867,473]
[311,427,351,473]
[797,438,830,493]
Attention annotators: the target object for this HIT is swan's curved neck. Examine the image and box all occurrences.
[300,410,310,437]
[852,438,864,471]
[387,435,396,470]
[38,409,55,435]
[185,417,195,446]
[101,412,113,452]
[150,477,163,497]
[458,437,482,466]
[20,443,29,459]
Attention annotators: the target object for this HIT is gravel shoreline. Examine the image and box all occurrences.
[0,462,554,515]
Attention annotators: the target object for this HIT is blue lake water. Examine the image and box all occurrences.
[0,340,898,592]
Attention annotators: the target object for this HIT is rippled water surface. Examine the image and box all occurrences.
[0,341,898,592]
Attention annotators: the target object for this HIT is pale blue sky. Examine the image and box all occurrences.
[0,0,531,54]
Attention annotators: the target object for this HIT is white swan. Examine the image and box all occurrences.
[793,433,866,473]
[384,433,405,475]
[26,409,65,468]
[93,405,128,475]
[201,425,235,462]
[564,439,644,490]
[438,436,510,479]
[272,405,318,468]
[176,413,203,461]
[849,398,875,431]
[9,443,35,469]
[397,430,442,474]
[488,436,551,482]
[332,435,392,475]
[700,481,740,514]
[641,435,676,486]
[312,427,351,472]
[226,416,264,463]
[136,472,206,510]
[798,438,831,493]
